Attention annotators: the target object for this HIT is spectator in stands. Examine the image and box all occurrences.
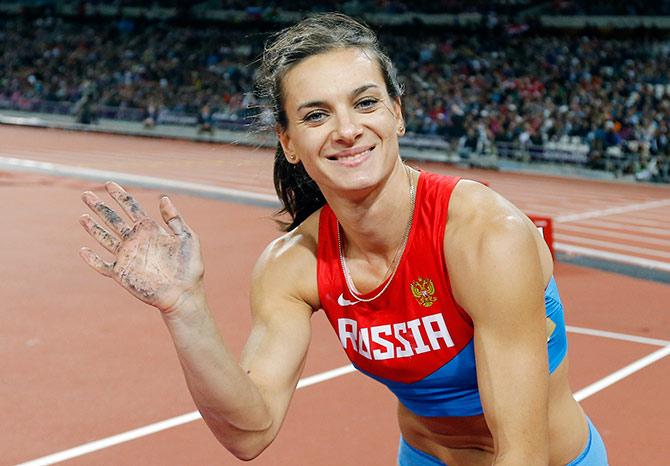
[1,5,669,182]
[73,82,98,125]
[197,104,214,134]
[143,101,159,129]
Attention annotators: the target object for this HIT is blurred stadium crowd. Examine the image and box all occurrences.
[1,1,669,182]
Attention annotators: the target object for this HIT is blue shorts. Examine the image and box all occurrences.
[398,417,608,466]
[398,436,443,465]
[566,417,609,466]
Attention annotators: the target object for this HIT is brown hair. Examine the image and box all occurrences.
[255,12,403,231]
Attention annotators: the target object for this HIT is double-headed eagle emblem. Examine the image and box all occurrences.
[410,277,437,307]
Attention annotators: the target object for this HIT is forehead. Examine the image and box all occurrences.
[282,48,386,108]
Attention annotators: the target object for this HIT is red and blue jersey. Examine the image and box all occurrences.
[317,171,567,417]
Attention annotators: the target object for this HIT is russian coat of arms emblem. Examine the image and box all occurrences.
[410,277,437,307]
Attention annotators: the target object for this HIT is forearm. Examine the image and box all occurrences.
[161,286,274,459]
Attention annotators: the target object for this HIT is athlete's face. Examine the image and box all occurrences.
[277,48,405,198]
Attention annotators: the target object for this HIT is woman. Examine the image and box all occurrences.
[79,13,608,465]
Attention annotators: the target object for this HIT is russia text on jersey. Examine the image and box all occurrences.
[337,313,455,361]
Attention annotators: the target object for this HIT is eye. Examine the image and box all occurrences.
[302,110,328,123]
[355,97,379,111]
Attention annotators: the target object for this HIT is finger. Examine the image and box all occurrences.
[106,181,149,223]
[79,247,114,277]
[82,191,132,238]
[79,214,121,254]
[160,196,187,236]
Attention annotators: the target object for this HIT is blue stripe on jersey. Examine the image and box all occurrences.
[546,276,568,373]
[355,276,569,417]
[356,339,482,417]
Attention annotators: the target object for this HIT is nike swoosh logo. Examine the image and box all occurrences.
[338,293,359,307]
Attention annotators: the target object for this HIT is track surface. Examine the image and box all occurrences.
[2,126,669,465]
[2,125,669,272]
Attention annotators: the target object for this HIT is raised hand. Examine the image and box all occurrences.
[79,181,204,313]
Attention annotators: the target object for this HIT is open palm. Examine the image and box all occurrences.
[79,182,204,313]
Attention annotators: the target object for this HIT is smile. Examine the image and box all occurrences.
[326,145,375,164]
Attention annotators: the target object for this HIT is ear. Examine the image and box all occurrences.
[392,97,405,136]
[276,124,299,164]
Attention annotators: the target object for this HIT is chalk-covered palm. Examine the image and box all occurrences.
[79,181,204,313]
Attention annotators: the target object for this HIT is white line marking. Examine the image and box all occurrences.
[15,322,670,466]
[5,156,668,463]
[15,365,357,466]
[588,216,670,229]
[574,345,670,402]
[0,156,280,207]
[555,235,670,259]
[572,219,670,237]
[567,326,670,347]
[296,364,356,388]
[557,224,670,247]
[14,411,203,466]
[555,243,670,271]
[555,199,670,223]
[15,324,670,465]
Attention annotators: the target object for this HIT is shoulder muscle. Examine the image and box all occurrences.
[251,213,320,318]
[444,180,546,320]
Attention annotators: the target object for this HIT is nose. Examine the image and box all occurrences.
[333,110,363,145]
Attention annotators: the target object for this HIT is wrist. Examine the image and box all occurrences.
[161,281,207,321]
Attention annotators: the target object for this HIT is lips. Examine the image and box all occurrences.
[326,145,375,162]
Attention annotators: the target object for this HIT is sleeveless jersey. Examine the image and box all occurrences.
[316,171,568,417]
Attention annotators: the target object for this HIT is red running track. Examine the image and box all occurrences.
[2,125,669,271]
[1,126,669,465]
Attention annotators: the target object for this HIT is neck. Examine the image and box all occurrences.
[327,161,416,262]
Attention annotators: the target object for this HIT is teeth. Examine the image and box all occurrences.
[327,147,373,162]
[343,149,369,159]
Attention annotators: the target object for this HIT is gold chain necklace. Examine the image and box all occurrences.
[337,165,416,303]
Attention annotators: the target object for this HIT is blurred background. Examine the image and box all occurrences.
[1,0,669,183]
[2,4,669,465]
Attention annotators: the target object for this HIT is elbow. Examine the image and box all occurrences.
[198,403,277,460]
[212,423,276,461]
[230,448,264,462]
[225,435,273,461]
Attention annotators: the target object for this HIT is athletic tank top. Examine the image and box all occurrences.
[317,171,568,417]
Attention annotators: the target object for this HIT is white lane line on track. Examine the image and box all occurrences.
[15,365,357,466]
[554,234,670,259]
[15,411,204,466]
[557,224,670,247]
[555,243,670,271]
[15,326,669,466]
[555,199,670,223]
[591,216,670,229]
[566,326,670,347]
[572,219,670,237]
[574,345,670,402]
[0,156,280,207]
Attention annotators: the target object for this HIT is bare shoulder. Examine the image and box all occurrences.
[444,180,552,309]
[445,179,535,247]
[251,209,321,316]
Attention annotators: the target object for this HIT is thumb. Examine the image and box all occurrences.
[160,195,187,235]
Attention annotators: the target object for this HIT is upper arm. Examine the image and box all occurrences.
[445,181,549,463]
[240,228,319,438]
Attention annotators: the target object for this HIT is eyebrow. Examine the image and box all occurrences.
[296,83,381,112]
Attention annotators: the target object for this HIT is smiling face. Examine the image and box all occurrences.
[277,47,405,199]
